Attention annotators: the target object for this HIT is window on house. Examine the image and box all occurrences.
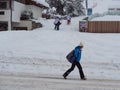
[0,1,7,9]
[0,11,5,15]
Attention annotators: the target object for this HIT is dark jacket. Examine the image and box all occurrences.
[56,21,61,26]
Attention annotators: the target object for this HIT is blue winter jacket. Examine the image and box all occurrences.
[74,46,82,62]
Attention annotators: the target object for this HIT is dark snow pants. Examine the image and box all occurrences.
[54,24,59,30]
[63,60,85,79]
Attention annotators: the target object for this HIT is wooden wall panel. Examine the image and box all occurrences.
[87,21,120,33]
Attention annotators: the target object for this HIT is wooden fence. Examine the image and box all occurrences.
[87,21,120,33]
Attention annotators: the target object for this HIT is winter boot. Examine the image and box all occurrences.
[63,73,68,79]
[81,77,87,80]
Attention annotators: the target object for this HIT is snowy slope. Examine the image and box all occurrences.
[0,16,120,80]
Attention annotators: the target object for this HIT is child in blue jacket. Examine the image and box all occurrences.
[63,42,86,80]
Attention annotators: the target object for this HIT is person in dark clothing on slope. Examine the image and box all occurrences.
[54,17,61,30]
[63,42,86,80]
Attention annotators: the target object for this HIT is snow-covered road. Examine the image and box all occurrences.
[0,74,120,90]
[0,38,120,90]
[0,55,120,80]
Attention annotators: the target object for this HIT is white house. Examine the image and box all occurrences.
[108,5,120,13]
[0,0,49,31]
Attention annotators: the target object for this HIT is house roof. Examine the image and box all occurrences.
[32,0,49,8]
[91,15,120,21]
[25,0,49,9]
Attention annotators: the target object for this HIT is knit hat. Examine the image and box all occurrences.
[80,42,83,47]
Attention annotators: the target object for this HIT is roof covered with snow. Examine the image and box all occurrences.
[91,15,120,21]
[32,0,49,7]
[108,5,120,9]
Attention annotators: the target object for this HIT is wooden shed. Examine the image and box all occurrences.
[87,21,120,33]
[80,15,120,33]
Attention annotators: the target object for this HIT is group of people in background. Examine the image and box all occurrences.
[54,15,71,30]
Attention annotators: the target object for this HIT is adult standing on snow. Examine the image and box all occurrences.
[63,42,86,80]
[54,17,61,30]
[67,15,71,25]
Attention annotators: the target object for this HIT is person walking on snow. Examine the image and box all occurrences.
[67,15,71,25]
[63,42,86,80]
[54,17,61,30]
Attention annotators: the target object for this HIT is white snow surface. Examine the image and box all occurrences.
[0,16,120,80]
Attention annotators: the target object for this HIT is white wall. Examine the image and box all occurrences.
[0,10,11,30]
[12,1,26,22]
[0,10,10,21]
[26,5,43,19]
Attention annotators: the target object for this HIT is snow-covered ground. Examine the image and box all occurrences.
[0,16,120,81]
